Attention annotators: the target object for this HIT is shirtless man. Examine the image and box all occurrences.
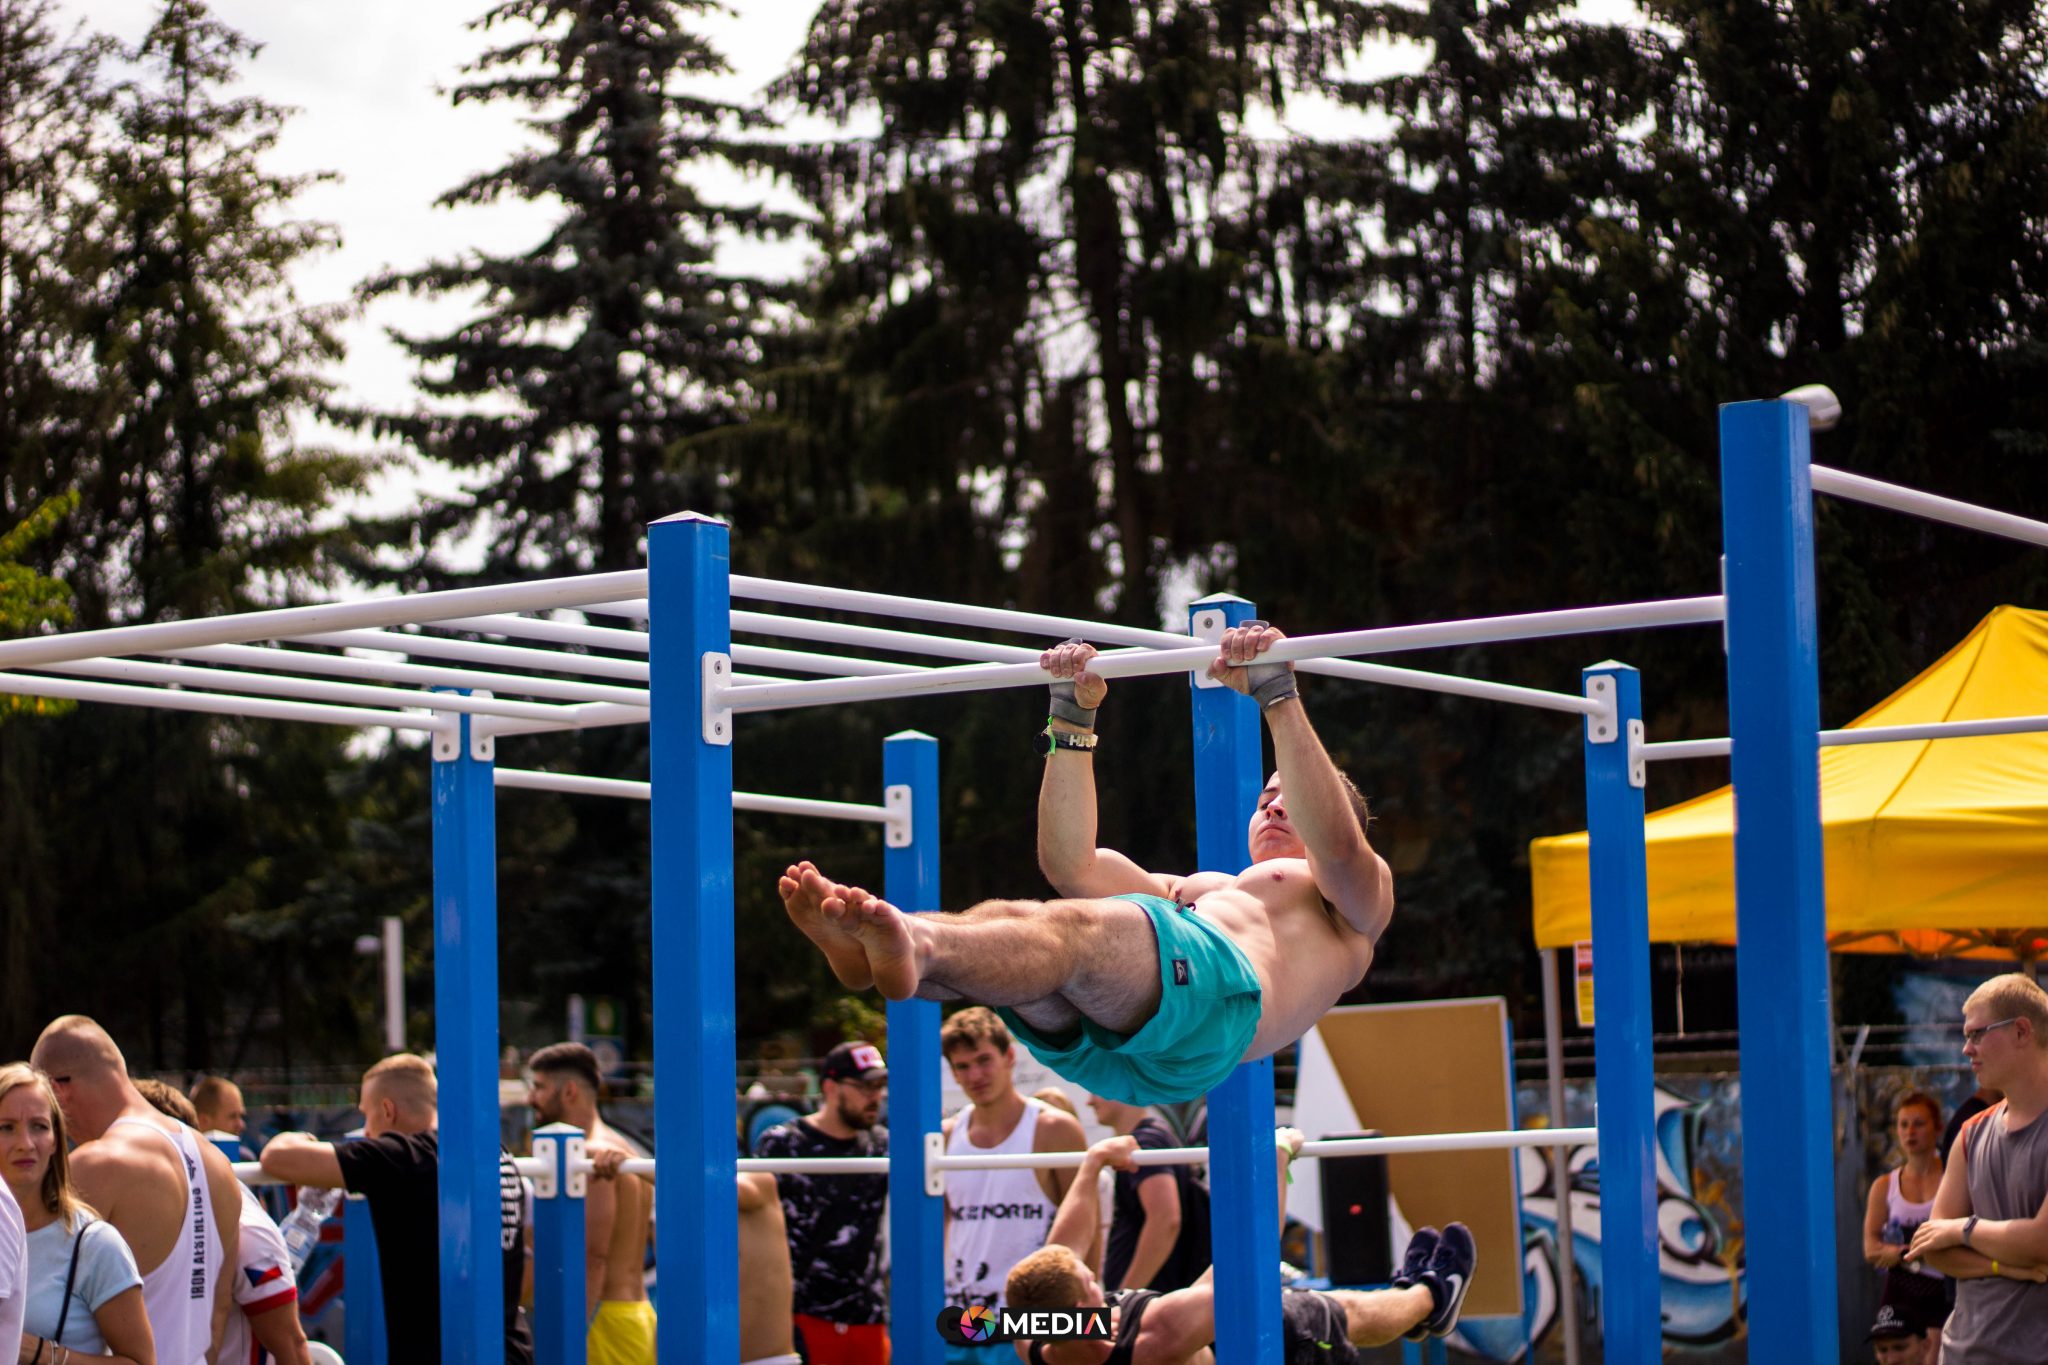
[780,622,1393,1103]
[31,1015,241,1365]
[738,1172,799,1365]
[1000,1130,1473,1363]
[528,1042,655,1365]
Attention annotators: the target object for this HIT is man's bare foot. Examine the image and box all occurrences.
[823,884,922,1001]
[779,862,873,989]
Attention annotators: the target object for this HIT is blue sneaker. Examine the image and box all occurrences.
[1391,1227,1439,1342]
[1420,1221,1477,1338]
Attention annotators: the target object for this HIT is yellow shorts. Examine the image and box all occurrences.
[588,1300,658,1365]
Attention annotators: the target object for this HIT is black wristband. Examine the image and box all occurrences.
[1042,727,1099,755]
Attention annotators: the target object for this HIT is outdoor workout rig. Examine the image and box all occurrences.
[8,397,2043,1362]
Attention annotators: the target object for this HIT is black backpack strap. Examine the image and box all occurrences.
[52,1216,91,1343]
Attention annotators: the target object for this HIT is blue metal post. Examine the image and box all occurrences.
[343,1190,387,1365]
[1581,663,1658,1358]
[884,731,944,1365]
[1186,595,1279,1364]
[1720,399,1838,1354]
[531,1123,588,1365]
[430,703,503,1365]
[648,513,739,1365]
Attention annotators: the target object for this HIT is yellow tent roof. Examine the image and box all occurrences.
[1530,605,2048,960]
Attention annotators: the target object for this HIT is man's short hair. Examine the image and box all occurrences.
[134,1077,199,1127]
[31,1014,125,1080]
[363,1053,438,1116]
[1965,973,2048,1048]
[941,1006,1012,1059]
[1006,1245,1087,1311]
[529,1042,603,1095]
[190,1075,240,1119]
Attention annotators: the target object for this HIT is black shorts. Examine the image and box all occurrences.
[1281,1289,1360,1365]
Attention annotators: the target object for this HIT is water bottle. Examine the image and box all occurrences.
[278,1185,344,1271]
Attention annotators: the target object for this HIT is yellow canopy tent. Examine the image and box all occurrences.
[1531,605,2048,960]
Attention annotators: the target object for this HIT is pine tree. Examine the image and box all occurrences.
[365,0,790,579]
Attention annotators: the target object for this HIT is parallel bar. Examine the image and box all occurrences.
[430,704,506,1365]
[428,612,651,653]
[883,730,945,1365]
[1582,664,1659,1359]
[1188,594,1280,1365]
[160,642,650,706]
[33,656,589,723]
[0,671,447,733]
[722,598,1726,715]
[0,569,646,669]
[295,629,650,683]
[1724,401,1840,1357]
[1811,465,2048,551]
[648,513,740,1365]
[492,767,894,825]
[1644,713,2048,763]
[732,643,926,677]
[471,703,651,741]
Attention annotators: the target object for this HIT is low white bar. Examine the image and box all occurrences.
[37,657,587,723]
[1643,712,2048,764]
[231,1162,285,1186]
[0,570,648,670]
[494,768,892,824]
[738,1156,892,1175]
[935,1126,1598,1171]
[471,702,651,740]
[1812,466,2048,551]
[0,672,447,733]
[725,598,1727,714]
[294,629,650,683]
[160,642,651,706]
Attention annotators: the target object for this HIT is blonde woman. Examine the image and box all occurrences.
[0,1065,154,1365]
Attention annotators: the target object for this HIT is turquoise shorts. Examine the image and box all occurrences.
[998,893,1264,1105]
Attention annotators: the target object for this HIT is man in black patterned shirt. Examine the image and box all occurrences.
[755,1041,891,1365]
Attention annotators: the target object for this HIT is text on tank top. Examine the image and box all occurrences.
[1943,1101,2048,1359]
[107,1117,223,1365]
[945,1097,1057,1309]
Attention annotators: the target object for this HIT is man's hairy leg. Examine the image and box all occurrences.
[1331,1287,1434,1347]
[815,874,1162,1031]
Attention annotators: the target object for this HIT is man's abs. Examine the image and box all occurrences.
[1189,865,1371,1051]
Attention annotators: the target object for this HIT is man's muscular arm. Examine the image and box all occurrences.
[202,1141,242,1364]
[258,1134,345,1189]
[1034,1106,1088,1206]
[1037,641,1176,899]
[1213,624,1393,941]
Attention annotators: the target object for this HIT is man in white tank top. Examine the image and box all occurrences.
[32,1014,240,1365]
[940,1008,1086,1338]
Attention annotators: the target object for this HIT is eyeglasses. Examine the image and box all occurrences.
[1964,1018,2022,1047]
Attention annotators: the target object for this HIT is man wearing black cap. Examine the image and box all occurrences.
[756,1042,892,1365]
[1867,1277,1938,1364]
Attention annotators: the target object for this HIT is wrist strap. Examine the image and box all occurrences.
[1238,620,1298,709]
[1964,1214,1979,1248]
[1043,727,1099,755]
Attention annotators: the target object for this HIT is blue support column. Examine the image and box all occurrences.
[531,1123,589,1365]
[430,703,504,1365]
[1186,595,1279,1365]
[1581,663,1658,1358]
[648,513,739,1365]
[884,731,944,1365]
[343,1188,387,1365]
[1720,400,1838,1354]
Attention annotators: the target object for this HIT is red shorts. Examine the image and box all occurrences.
[794,1315,890,1365]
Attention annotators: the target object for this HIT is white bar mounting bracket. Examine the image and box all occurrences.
[1584,675,1619,744]
[924,1130,946,1197]
[703,652,733,745]
[1190,609,1226,688]
[1627,719,1646,788]
[884,784,913,848]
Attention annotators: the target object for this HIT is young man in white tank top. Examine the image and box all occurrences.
[941,1009,1086,1336]
[32,1015,240,1365]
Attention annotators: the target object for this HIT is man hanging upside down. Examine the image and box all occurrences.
[780,621,1394,1105]
[1001,1129,1475,1363]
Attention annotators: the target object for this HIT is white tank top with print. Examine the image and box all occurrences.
[944,1098,1057,1310]
[108,1117,223,1365]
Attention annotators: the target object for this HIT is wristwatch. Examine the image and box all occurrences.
[1963,1215,1979,1248]
[1042,727,1099,755]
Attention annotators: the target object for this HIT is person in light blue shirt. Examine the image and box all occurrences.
[0,1064,153,1365]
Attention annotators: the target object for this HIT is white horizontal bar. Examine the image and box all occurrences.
[1642,713,2048,764]
[0,672,450,732]
[724,598,1726,714]
[471,702,651,740]
[34,657,586,723]
[934,1126,1600,1171]
[732,644,926,677]
[428,613,652,654]
[231,1162,286,1186]
[1812,466,2048,551]
[0,570,647,670]
[731,610,1100,663]
[737,1155,892,1175]
[493,768,892,824]
[294,629,650,683]
[159,642,652,706]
